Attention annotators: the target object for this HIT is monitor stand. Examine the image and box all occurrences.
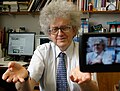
[11,55,25,61]
[19,56,26,61]
[19,56,31,62]
[5,55,32,62]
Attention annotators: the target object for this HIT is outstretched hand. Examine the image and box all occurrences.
[2,61,28,83]
[70,66,91,84]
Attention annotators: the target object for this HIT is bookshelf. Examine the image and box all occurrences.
[82,10,120,14]
[79,1,120,91]
[0,11,40,15]
[80,10,120,33]
[0,0,48,14]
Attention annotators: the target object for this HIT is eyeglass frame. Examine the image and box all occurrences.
[48,25,73,35]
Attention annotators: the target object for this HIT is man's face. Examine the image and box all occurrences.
[49,17,76,51]
[93,43,104,54]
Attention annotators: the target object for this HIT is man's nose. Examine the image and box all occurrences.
[57,29,64,35]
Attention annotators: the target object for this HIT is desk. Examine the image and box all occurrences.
[0,61,29,68]
[97,72,120,91]
[0,61,29,91]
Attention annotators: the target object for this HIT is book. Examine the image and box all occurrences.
[81,0,84,11]
[107,21,120,25]
[97,0,101,10]
[27,0,35,11]
[31,0,41,11]
[101,0,106,11]
[18,2,29,11]
[3,1,18,12]
[94,0,98,10]
[36,0,48,11]
[81,18,89,33]
[106,0,116,10]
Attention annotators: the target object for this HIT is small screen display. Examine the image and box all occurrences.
[79,33,120,72]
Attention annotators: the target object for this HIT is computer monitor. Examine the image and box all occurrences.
[35,35,50,48]
[7,32,35,61]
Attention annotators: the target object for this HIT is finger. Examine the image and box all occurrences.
[74,78,80,83]
[78,79,83,84]
[19,77,25,83]
[73,76,79,82]
[78,80,83,84]
[69,75,74,81]
[6,75,13,83]
[77,75,86,84]
[78,75,91,84]
[81,76,87,82]
[70,75,79,83]
[83,73,91,80]
[12,76,19,83]
[2,69,11,80]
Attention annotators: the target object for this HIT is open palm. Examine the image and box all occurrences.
[2,61,28,83]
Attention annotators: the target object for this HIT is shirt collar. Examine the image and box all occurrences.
[93,51,104,57]
[55,41,74,59]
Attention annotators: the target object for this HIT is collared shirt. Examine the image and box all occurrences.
[87,51,113,65]
[28,41,80,91]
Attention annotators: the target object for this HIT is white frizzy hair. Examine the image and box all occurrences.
[39,0,81,35]
[87,37,108,48]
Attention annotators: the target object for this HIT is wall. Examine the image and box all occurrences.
[89,13,120,30]
[0,15,40,34]
[1,14,120,34]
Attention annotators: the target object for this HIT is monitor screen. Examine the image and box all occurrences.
[8,32,35,56]
[35,35,50,48]
[79,32,120,72]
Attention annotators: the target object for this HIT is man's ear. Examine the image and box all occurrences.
[72,26,78,37]
[48,33,51,40]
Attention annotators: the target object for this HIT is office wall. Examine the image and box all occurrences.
[0,14,120,34]
[89,14,120,30]
[0,15,40,34]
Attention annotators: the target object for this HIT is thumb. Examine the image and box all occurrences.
[8,61,16,68]
[8,61,22,70]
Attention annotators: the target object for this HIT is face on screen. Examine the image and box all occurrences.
[86,37,115,65]
[93,43,104,54]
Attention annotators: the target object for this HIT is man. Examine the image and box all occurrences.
[87,37,114,65]
[2,1,99,91]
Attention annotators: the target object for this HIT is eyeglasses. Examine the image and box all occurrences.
[49,25,73,34]
[94,44,101,46]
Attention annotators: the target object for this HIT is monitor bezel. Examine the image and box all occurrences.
[79,32,120,72]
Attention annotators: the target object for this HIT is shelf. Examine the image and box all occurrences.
[82,10,120,14]
[0,11,40,15]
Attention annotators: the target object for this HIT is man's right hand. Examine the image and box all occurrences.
[2,61,28,83]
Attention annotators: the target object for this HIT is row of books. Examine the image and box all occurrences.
[29,0,77,12]
[0,0,49,12]
[107,21,120,33]
[108,37,120,46]
[77,0,120,11]
[0,0,30,1]
[27,0,48,12]
[0,1,29,12]
[80,18,89,33]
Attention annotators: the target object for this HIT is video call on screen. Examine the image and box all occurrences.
[86,36,120,65]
